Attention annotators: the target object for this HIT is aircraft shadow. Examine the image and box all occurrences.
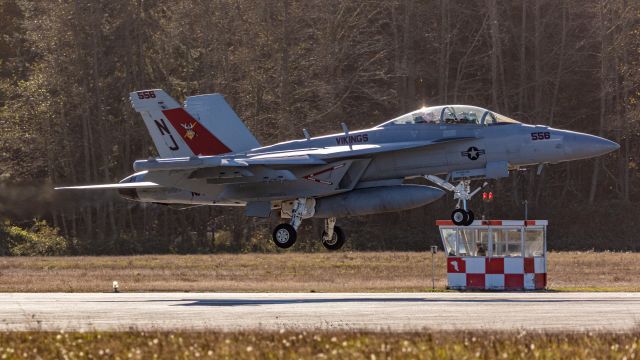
[153,297,636,307]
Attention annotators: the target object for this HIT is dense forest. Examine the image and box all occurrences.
[0,0,639,254]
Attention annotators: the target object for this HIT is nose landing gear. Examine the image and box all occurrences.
[425,175,486,226]
[451,208,474,226]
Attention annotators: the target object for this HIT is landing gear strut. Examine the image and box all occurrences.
[272,197,308,249]
[425,175,486,226]
[321,217,345,250]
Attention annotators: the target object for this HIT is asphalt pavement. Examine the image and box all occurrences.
[1,292,638,331]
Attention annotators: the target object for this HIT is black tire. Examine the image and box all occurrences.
[272,223,297,249]
[464,210,475,226]
[451,209,468,226]
[322,226,345,251]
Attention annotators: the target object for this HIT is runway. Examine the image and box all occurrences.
[1,292,638,332]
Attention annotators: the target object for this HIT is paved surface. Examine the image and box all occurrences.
[1,292,639,332]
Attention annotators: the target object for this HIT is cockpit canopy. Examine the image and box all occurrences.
[379,105,520,127]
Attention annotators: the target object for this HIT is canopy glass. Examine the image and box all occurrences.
[379,105,520,126]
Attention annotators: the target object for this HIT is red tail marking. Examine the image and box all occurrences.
[161,108,232,155]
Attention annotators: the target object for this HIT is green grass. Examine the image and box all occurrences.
[0,251,637,292]
[0,330,637,359]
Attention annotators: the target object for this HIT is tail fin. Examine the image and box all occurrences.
[184,94,260,153]
[130,89,233,158]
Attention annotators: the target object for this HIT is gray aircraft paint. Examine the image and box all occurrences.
[57,94,619,221]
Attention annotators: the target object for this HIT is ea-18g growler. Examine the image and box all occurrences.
[57,89,619,250]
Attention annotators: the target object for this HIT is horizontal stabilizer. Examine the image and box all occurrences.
[55,182,159,190]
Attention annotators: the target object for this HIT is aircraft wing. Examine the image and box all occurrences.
[247,136,477,161]
[132,155,326,172]
[133,136,474,173]
[116,136,476,187]
[54,182,160,190]
[55,136,476,192]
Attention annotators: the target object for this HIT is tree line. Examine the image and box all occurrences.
[0,0,638,254]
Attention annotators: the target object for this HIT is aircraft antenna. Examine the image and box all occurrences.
[303,128,311,141]
[340,122,352,150]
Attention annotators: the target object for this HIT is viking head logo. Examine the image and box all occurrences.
[181,122,197,140]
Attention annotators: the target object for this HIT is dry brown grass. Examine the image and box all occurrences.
[0,251,636,292]
[0,330,638,359]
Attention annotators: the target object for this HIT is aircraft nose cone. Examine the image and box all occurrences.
[563,132,620,160]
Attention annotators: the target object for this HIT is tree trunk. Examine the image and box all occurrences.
[588,0,609,204]
[488,0,500,110]
[517,0,527,114]
[438,0,450,103]
[533,0,542,118]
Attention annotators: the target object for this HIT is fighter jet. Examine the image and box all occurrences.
[57,89,619,250]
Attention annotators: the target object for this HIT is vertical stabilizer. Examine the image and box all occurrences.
[130,89,233,157]
[184,94,261,153]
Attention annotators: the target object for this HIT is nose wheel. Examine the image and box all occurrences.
[451,209,474,226]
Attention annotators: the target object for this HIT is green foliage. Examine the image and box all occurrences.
[0,0,638,254]
[0,220,69,256]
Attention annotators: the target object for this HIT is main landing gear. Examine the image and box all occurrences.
[273,223,297,249]
[321,217,345,250]
[272,198,346,250]
[425,175,487,226]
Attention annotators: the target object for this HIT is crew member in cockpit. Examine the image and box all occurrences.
[444,112,456,124]
[424,112,437,124]
[413,114,425,123]
[458,113,469,124]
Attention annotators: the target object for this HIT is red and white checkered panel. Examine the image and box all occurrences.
[447,257,546,290]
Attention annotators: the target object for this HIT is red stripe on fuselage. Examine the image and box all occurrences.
[161,108,232,156]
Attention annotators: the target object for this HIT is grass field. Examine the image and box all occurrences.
[0,330,637,359]
[0,251,637,292]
